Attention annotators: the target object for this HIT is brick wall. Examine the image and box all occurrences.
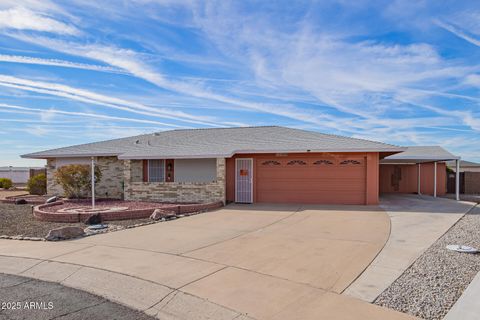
[124,158,226,203]
[465,172,480,194]
[46,157,124,199]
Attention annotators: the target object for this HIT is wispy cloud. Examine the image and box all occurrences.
[0,6,79,35]
[0,54,126,74]
[0,103,182,127]
[435,19,480,47]
[0,75,224,127]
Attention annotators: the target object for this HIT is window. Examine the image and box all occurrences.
[313,160,334,165]
[148,160,165,182]
[287,160,307,165]
[340,159,362,165]
[261,160,281,166]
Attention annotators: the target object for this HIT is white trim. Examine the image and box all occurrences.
[235,158,253,203]
[434,161,437,198]
[456,159,460,201]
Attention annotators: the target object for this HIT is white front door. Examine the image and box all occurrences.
[235,158,253,203]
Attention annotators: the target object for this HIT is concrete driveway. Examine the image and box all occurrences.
[0,203,415,320]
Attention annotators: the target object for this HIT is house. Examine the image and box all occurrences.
[446,160,480,173]
[21,126,461,205]
[446,160,480,194]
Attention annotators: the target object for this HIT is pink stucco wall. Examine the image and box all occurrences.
[379,162,446,196]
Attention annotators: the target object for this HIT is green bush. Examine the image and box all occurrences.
[54,164,102,198]
[27,173,47,195]
[0,178,13,189]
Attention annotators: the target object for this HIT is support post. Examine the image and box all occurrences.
[433,161,437,198]
[456,159,460,201]
[91,157,95,208]
[417,163,421,195]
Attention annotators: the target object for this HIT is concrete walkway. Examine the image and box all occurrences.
[444,271,480,320]
[0,204,415,320]
[344,194,475,302]
[0,273,154,320]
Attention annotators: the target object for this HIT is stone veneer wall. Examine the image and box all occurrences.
[465,172,480,194]
[124,158,226,203]
[46,157,124,199]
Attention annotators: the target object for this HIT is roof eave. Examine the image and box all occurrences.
[21,153,120,159]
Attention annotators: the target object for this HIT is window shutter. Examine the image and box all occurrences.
[143,160,148,182]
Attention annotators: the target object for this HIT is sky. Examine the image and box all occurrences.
[0,0,479,167]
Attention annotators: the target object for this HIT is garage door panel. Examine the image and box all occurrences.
[257,171,365,180]
[255,156,367,204]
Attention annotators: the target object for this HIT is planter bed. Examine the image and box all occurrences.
[34,199,223,222]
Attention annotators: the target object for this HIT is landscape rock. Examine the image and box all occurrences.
[45,196,58,204]
[45,226,85,241]
[15,199,27,205]
[150,208,176,221]
[84,213,102,225]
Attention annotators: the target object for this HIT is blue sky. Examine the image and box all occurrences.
[0,0,479,166]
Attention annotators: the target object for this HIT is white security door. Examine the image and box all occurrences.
[235,158,253,203]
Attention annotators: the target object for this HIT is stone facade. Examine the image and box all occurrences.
[46,157,124,199]
[124,158,226,203]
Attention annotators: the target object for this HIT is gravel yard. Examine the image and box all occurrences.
[0,203,151,238]
[375,205,480,320]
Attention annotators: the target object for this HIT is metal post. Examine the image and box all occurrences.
[433,161,437,198]
[417,163,421,195]
[456,159,460,201]
[91,157,95,208]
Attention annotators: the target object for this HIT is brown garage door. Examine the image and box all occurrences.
[256,156,366,204]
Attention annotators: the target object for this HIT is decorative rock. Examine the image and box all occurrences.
[45,196,58,204]
[15,198,27,205]
[45,226,85,241]
[84,213,102,225]
[150,208,176,221]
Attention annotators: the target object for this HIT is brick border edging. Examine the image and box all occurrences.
[1,194,46,205]
[33,201,224,223]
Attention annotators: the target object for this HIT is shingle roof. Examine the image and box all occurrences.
[382,146,459,163]
[21,126,405,159]
[446,160,480,167]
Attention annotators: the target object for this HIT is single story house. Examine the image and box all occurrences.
[446,160,480,173]
[22,126,461,205]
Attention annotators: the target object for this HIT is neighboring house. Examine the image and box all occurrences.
[446,160,480,194]
[446,160,480,173]
[0,166,44,184]
[21,126,461,205]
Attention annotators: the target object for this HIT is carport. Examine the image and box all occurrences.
[380,146,460,200]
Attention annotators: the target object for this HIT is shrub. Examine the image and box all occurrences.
[27,173,47,195]
[0,178,13,189]
[54,164,102,198]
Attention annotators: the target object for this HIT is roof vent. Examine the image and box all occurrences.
[153,132,161,136]
[135,140,140,144]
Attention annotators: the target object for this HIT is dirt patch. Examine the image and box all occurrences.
[0,190,29,200]
[0,203,151,238]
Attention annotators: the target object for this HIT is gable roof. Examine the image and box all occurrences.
[22,126,404,159]
[381,146,459,163]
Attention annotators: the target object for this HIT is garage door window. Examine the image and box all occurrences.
[313,160,334,165]
[340,160,362,165]
[287,160,307,165]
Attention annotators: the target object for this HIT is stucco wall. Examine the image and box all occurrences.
[46,157,124,199]
[124,158,226,203]
[379,162,446,196]
[175,158,217,183]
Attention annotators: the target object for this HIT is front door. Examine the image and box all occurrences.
[235,158,253,203]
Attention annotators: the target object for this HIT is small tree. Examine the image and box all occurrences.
[0,178,13,189]
[54,164,102,198]
[27,173,47,195]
